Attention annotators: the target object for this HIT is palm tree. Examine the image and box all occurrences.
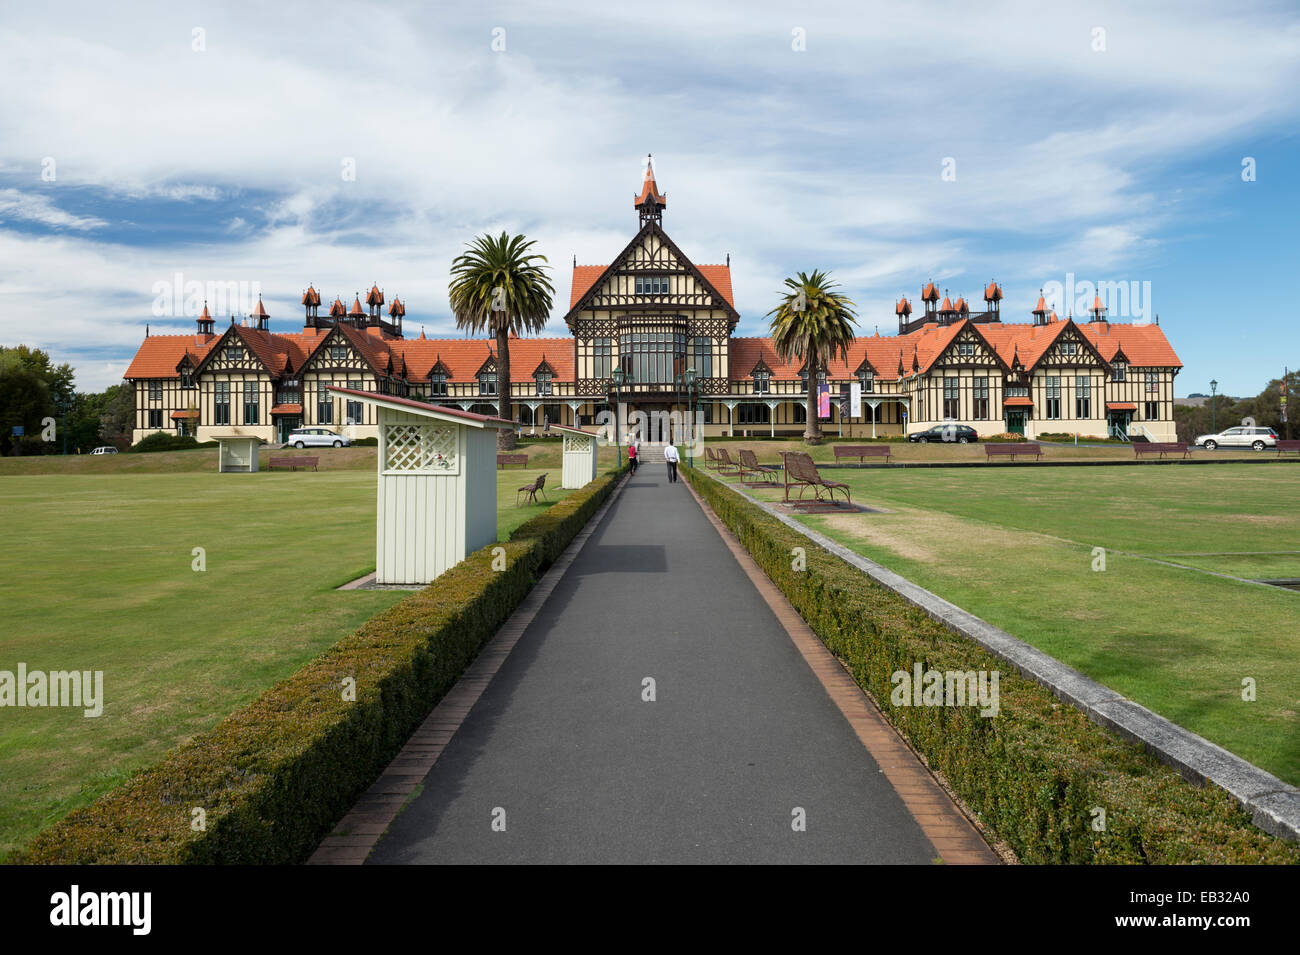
[448,231,554,450]
[766,270,858,445]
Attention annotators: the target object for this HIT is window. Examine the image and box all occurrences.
[180,369,194,389]
[957,342,975,358]
[226,345,244,362]
[1005,384,1029,397]
[535,371,552,396]
[1145,400,1159,421]
[330,344,348,362]
[1060,340,1078,357]
[317,385,334,425]
[478,371,497,395]
[1145,371,1159,393]
[800,367,827,391]
[753,369,770,394]
[634,276,669,295]
[148,408,162,429]
[1075,375,1091,419]
[542,403,563,426]
[149,380,162,401]
[243,382,259,425]
[794,403,808,423]
[214,382,230,426]
[592,338,612,379]
[736,403,770,425]
[1045,376,1061,419]
[429,371,448,397]
[345,383,363,425]
[692,337,712,378]
[859,371,874,393]
[1112,362,1126,383]
[620,330,686,384]
[942,377,959,419]
[973,377,989,419]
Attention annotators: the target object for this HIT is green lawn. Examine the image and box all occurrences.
[0,464,587,857]
[707,462,1300,785]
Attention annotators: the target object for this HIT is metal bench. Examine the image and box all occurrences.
[984,442,1042,461]
[833,444,892,464]
[713,448,742,474]
[267,456,318,471]
[497,453,529,469]
[781,451,851,505]
[704,446,720,470]
[517,472,548,505]
[1133,442,1190,459]
[738,448,780,486]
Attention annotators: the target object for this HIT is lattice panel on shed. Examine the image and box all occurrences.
[565,434,594,454]
[384,423,458,473]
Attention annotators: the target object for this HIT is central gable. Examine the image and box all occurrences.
[564,223,738,326]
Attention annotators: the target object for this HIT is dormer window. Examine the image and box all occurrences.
[429,371,448,397]
[800,367,827,390]
[478,371,497,396]
[1112,362,1127,382]
[535,371,552,396]
[753,369,770,394]
[180,369,194,389]
[858,371,874,393]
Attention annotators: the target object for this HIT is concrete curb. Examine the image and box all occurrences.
[692,466,1300,843]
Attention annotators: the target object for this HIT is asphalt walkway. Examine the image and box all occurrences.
[367,459,970,864]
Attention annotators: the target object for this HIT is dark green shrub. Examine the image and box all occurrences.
[14,465,628,864]
[684,465,1299,864]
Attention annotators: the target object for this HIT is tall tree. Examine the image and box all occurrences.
[766,270,858,445]
[448,232,555,450]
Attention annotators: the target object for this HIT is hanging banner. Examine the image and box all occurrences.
[850,381,862,418]
[817,383,831,419]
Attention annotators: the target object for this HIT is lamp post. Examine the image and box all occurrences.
[1210,379,1218,433]
[611,366,634,464]
[684,366,697,468]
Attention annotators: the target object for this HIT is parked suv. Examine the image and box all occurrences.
[284,428,351,449]
[908,424,978,444]
[1194,426,1277,451]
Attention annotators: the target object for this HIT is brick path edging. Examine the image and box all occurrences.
[691,466,1300,843]
[308,474,629,864]
[682,478,998,864]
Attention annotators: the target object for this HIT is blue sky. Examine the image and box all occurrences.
[0,0,1296,394]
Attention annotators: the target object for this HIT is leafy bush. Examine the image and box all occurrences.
[13,466,628,864]
[130,433,219,453]
[351,437,378,446]
[684,466,1299,864]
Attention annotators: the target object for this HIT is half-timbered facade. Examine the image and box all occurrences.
[125,162,1181,444]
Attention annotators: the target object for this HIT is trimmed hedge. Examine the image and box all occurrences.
[685,465,1299,864]
[130,433,220,453]
[14,466,627,864]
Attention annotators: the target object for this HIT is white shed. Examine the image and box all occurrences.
[329,388,514,585]
[210,433,260,473]
[551,424,599,489]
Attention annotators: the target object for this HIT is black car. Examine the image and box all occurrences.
[907,424,978,444]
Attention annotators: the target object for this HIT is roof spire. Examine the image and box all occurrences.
[634,153,666,227]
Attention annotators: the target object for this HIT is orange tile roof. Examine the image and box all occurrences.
[125,335,218,379]
[634,160,666,208]
[568,263,734,309]
[1105,401,1137,411]
[1003,396,1034,407]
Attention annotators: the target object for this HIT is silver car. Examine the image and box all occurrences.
[1194,426,1277,451]
[285,427,351,449]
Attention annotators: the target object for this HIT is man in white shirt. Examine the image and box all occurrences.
[663,440,680,483]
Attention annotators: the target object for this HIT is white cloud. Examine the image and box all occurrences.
[0,189,107,231]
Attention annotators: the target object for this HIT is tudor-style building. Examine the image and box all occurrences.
[124,160,1181,444]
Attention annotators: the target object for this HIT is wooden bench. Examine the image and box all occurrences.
[497,453,528,469]
[833,444,892,464]
[1134,442,1190,459]
[984,442,1042,461]
[268,456,318,471]
[738,448,780,486]
[1275,439,1300,455]
[781,451,851,505]
[517,472,548,505]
